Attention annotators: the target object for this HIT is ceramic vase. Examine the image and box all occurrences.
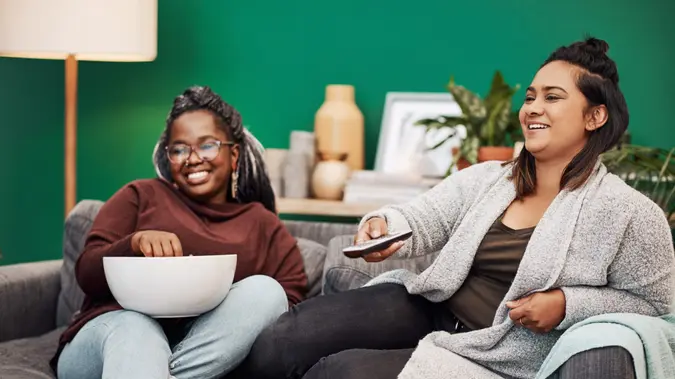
[283,152,309,199]
[314,85,364,171]
[311,153,351,200]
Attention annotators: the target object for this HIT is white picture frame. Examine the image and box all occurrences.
[374,92,465,178]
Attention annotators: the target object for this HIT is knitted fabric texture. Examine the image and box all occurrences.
[360,161,675,379]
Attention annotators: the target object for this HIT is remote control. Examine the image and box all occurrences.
[342,230,413,258]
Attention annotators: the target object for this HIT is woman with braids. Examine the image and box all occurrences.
[234,38,675,379]
[52,86,307,379]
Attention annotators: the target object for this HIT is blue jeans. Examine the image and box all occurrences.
[57,275,288,379]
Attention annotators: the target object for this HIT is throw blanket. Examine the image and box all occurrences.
[536,313,675,379]
[361,160,675,379]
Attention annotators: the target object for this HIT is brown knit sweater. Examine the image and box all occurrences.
[51,178,307,371]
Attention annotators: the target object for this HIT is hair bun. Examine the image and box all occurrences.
[583,37,619,84]
[582,37,610,55]
[544,36,620,85]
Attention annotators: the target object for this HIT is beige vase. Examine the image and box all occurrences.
[311,153,351,200]
[314,85,364,171]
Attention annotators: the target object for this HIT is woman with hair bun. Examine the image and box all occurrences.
[53,86,307,379]
[236,37,674,379]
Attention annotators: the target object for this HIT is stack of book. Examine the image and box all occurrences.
[342,170,442,205]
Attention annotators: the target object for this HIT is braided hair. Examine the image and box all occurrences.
[153,86,276,213]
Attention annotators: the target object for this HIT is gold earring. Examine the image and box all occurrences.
[231,170,239,200]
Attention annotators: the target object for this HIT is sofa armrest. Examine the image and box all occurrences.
[0,259,62,342]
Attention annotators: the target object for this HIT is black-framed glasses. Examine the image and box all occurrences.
[166,140,236,164]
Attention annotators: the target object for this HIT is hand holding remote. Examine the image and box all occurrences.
[351,217,406,262]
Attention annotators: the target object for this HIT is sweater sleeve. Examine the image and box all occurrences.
[75,184,141,300]
[359,163,492,259]
[263,218,308,306]
[556,201,675,330]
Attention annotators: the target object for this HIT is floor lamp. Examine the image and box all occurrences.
[0,0,158,217]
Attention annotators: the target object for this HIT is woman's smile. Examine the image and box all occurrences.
[185,170,212,185]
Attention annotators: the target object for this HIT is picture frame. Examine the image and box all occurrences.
[374,92,464,178]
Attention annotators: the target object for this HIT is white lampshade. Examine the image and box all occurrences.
[0,0,157,62]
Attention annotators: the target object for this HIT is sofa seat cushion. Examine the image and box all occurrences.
[0,327,63,379]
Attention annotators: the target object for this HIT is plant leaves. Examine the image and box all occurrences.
[482,97,513,146]
[459,135,480,164]
[414,115,468,130]
[426,133,457,151]
[484,71,509,110]
[434,71,522,174]
[447,78,486,121]
[602,144,675,217]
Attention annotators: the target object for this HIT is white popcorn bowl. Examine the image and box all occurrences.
[103,254,237,318]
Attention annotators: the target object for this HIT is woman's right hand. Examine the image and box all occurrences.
[354,217,405,262]
[131,230,183,257]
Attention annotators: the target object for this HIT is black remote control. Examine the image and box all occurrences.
[342,230,413,258]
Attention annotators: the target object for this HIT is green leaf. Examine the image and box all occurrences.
[485,71,520,113]
[460,135,480,164]
[664,184,675,217]
[651,147,675,197]
[509,111,521,132]
[482,98,511,146]
[414,115,468,130]
[481,119,493,146]
[490,70,507,92]
[602,144,675,217]
[426,133,457,151]
[484,71,508,110]
[446,78,486,121]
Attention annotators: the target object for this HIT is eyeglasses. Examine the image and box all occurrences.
[165,140,235,164]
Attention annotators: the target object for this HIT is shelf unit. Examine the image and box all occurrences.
[276,197,385,217]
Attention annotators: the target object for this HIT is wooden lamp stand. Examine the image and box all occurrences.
[65,55,78,217]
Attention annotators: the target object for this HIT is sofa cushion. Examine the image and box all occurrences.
[56,200,103,327]
[283,221,357,247]
[0,327,63,379]
[296,237,327,298]
[322,235,373,294]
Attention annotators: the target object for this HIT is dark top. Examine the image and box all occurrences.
[50,178,307,371]
[445,217,534,330]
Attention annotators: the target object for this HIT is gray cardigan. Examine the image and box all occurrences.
[361,161,675,379]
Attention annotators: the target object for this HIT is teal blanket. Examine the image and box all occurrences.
[536,313,675,379]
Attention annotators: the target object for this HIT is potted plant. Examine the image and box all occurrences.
[416,70,522,175]
[601,142,675,227]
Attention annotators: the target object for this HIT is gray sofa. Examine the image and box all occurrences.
[0,200,642,379]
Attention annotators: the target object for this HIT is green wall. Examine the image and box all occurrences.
[1,0,674,265]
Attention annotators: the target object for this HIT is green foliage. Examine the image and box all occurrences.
[415,71,521,169]
[602,144,675,226]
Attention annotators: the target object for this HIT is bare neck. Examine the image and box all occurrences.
[533,158,571,198]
